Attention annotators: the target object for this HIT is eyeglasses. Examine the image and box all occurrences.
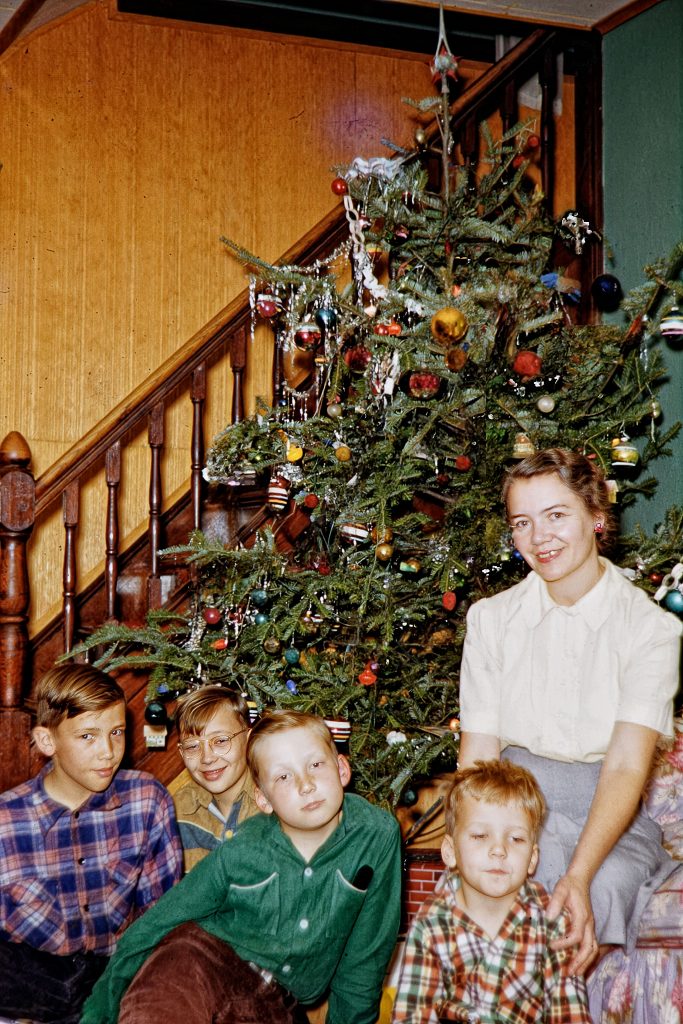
[178,730,247,760]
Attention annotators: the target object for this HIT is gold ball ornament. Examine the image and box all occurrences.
[334,444,352,462]
[375,542,394,561]
[430,306,468,345]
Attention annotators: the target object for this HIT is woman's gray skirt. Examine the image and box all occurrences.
[503,746,676,951]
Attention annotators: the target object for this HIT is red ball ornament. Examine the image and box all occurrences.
[454,455,472,472]
[211,637,229,651]
[649,571,664,585]
[448,717,460,732]
[303,493,319,510]
[442,591,457,612]
[203,607,222,625]
[405,371,443,400]
[331,177,348,196]
[343,344,372,372]
[526,133,540,151]
[512,350,543,378]
[358,668,378,686]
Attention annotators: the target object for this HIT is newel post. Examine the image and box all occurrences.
[0,431,35,790]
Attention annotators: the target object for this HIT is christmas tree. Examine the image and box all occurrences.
[75,34,683,810]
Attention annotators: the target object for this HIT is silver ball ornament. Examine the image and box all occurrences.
[536,395,556,414]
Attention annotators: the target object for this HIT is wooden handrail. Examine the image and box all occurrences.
[449,30,558,131]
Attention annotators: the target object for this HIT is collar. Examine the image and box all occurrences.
[32,761,122,835]
[519,557,612,631]
[443,872,547,937]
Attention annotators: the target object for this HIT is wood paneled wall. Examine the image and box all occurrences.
[0,0,574,632]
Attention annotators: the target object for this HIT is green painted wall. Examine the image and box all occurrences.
[603,0,683,533]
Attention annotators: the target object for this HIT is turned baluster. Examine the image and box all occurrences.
[148,403,164,609]
[539,45,556,212]
[105,442,121,621]
[501,77,517,137]
[62,480,80,652]
[231,325,247,424]
[459,115,479,177]
[0,432,35,790]
[191,364,206,531]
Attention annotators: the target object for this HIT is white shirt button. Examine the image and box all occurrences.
[299,918,309,930]
[282,964,291,973]
[303,867,313,878]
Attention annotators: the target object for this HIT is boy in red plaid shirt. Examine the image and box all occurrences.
[392,760,591,1024]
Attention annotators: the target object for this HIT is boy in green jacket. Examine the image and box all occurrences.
[81,709,402,1024]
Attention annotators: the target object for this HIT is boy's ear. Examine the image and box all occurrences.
[337,754,352,788]
[527,843,539,877]
[254,787,274,815]
[32,726,57,758]
[441,834,457,869]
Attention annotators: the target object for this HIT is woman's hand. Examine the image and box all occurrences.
[547,872,598,974]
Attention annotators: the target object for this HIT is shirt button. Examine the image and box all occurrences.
[299,918,309,930]
[282,964,291,974]
[83,904,90,913]
[73,811,80,819]
[303,867,313,878]
[78,857,86,865]
[224,829,234,840]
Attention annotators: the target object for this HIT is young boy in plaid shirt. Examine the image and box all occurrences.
[0,664,183,1024]
[392,760,592,1024]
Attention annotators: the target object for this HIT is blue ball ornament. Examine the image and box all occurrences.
[254,612,269,625]
[251,589,269,607]
[144,701,168,726]
[663,589,683,615]
[591,274,623,313]
[315,306,338,332]
[284,647,300,665]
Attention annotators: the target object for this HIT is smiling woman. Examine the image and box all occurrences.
[458,448,682,975]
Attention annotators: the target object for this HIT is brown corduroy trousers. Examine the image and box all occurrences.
[119,922,310,1024]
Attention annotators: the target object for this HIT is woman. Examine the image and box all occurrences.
[458,448,682,973]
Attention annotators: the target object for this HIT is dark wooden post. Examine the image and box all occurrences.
[0,431,36,790]
[191,364,206,531]
[231,325,247,424]
[147,403,165,610]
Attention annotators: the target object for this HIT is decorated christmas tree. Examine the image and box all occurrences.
[76,31,683,809]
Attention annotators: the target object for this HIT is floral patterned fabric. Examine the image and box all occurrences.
[587,721,683,1023]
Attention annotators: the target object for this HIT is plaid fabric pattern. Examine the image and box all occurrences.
[392,875,591,1024]
[0,764,182,956]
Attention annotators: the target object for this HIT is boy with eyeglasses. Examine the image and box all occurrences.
[81,709,402,1024]
[0,664,182,1024]
[173,685,258,872]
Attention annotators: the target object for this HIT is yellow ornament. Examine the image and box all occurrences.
[430,306,468,345]
[286,445,303,463]
[335,444,352,462]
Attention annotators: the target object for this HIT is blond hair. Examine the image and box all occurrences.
[34,664,125,728]
[247,709,337,785]
[175,685,250,738]
[445,759,546,839]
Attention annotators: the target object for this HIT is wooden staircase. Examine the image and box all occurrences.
[0,27,603,793]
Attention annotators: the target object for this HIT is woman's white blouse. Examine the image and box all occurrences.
[459,558,682,762]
